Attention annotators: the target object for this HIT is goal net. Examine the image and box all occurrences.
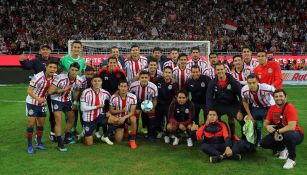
[68,40,210,58]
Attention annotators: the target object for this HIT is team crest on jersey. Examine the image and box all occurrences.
[53,104,59,110]
[104,76,108,80]
[268,68,273,73]
[227,84,232,90]
[28,109,34,116]
[168,85,172,90]
[85,126,90,132]
[185,109,189,114]
[201,82,206,87]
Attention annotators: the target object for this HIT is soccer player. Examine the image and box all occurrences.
[97,57,126,95]
[129,70,158,142]
[109,80,138,149]
[48,62,83,151]
[155,66,179,141]
[186,65,211,125]
[242,47,258,70]
[231,55,253,86]
[261,89,304,169]
[125,44,147,83]
[80,75,116,146]
[241,74,275,146]
[100,46,125,69]
[20,44,59,142]
[25,60,58,154]
[186,47,208,72]
[144,59,163,84]
[163,48,179,70]
[60,40,86,74]
[173,53,191,90]
[147,47,168,71]
[191,109,244,163]
[206,63,243,138]
[253,50,283,89]
[166,90,194,147]
[202,53,230,79]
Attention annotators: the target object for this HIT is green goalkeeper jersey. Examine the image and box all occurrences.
[60,54,86,75]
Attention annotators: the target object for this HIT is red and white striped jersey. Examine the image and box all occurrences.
[124,56,147,83]
[50,73,83,102]
[110,92,137,118]
[244,58,259,71]
[231,66,253,85]
[186,59,208,72]
[80,88,111,122]
[26,71,57,106]
[163,60,178,70]
[129,81,158,102]
[202,65,230,79]
[173,67,191,89]
[241,83,275,108]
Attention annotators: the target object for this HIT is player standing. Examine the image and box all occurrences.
[186,47,208,72]
[163,48,179,70]
[231,55,253,86]
[173,53,191,90]
[125,45,147,84]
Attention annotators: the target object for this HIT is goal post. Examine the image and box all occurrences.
[68,40,210,58]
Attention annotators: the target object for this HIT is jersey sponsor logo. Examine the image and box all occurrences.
[28,109,34,116]
[227,84,231,90]
[268,68,273,73]
[53,104,59,110]
[185,108,189,114]
[201,82,206,87]
[168,85,173,90]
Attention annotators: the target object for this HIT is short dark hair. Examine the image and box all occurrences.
[171,48,179,52]
[71,40,82,46]
[191,65,200,71]
[207,108,218,114]
[108,56,118,63]
[163,66,173,72]
[148,59,158,65]
[46,59,59,66]
[209,52,218,58]
[110,46,119,52]
[130,44,139,49]
[214,62,225,69]
[191,47,200,53]
[242,47,250,51]
[70,62,80,70]
[153,47,161,52]
[247,73,259,81]
[91,75,102,81]
[177,89,188,97]
[232,55,242,61]
[257,50,267,55]
[178,53,187,60]
[118,79,128,86]
[273,89,287,96]
[85,66,94,72]
[139,70,149,76]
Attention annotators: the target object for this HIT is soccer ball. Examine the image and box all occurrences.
[141,100,153,112]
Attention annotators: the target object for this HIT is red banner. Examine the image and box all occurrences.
[1,54,307,66]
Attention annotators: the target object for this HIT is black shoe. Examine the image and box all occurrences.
[210,156,222,163]
[49,133,57,142]
[230,154,242,161]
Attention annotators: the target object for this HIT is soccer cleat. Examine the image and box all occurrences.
[283,158,296,169]
[210,156,222,163]
[187,138,193,147]
[95,132,102,139]
[27,146,34,154]
[164,136,170,144]
[130,140,138,149]
[49,132,57,142]
[64,137,76,144]
[57,146,68,152]
[279,148,289,160]
[230,154,242,161]
[172,136,179,146]
[101,136,114,145]
[36,143,48,150]
[156,132,163,139]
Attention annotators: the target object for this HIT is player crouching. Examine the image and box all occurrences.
[25,60,58,154]
[80,75,118,146]
[166,90,194,147]
[109,80,138,149]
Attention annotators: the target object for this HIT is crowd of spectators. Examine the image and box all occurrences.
[0,0,306,54]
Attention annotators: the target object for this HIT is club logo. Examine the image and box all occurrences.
[168,85,172,90]
[201,82,206,87]
[227,84,231,90]
[85,126,90,132]
[268,68,273,73]
[54,104,59,110]
[185,109,189,114]
[28,109,34,115]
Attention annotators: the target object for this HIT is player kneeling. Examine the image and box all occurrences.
[109,80,138,149]
[25,60,58,154]
[166,90,194,147]
[80,75,118,146]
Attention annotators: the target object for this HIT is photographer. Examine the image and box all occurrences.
[261,89,304,169]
